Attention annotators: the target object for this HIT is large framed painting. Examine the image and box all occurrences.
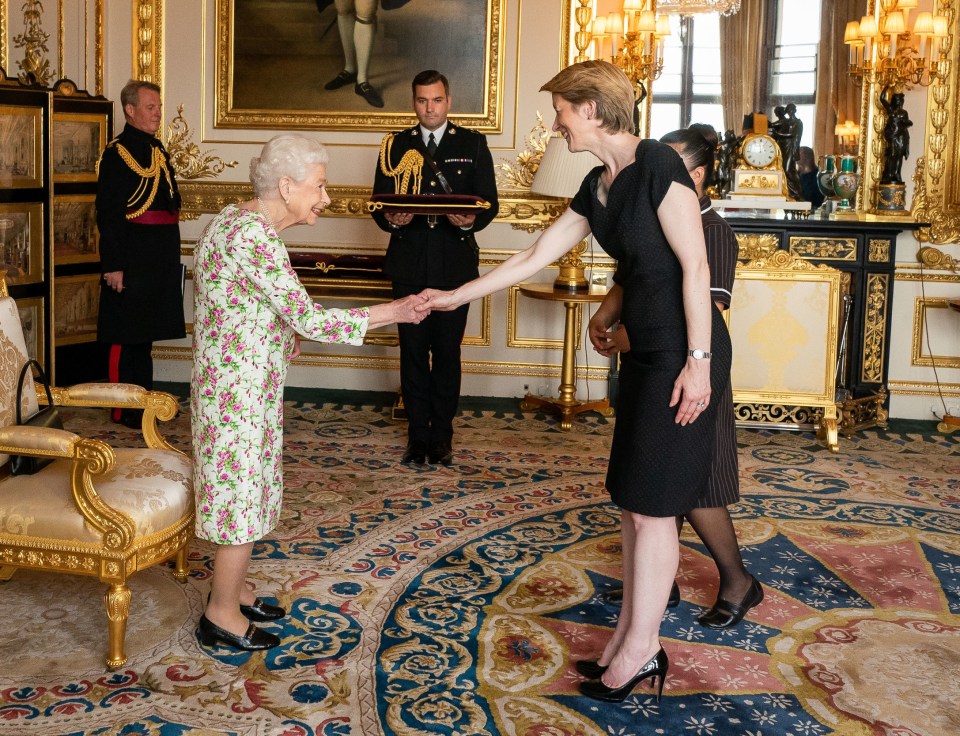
[0,202,44,285]
[53,195,100,264]
[0,104,43,189]
[216,0,505,132]
[53,112,108,183]
[54,274,101,346]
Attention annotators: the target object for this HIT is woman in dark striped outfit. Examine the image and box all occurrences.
[594,125,762,630]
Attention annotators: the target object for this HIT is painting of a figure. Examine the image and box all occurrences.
[0,106,43,188]
[219,0,503,131]
[15,297,44,364]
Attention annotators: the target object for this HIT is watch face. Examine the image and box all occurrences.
[743,135,778,168]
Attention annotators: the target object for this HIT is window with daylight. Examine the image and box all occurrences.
[649,0,823,146]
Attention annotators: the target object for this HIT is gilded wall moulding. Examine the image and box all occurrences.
[495,112,551,190]
[735,233,779,261]
[916,245,959,271]
[912,0,960,243]
[165,105,238,181]
[13,0,51,86]
[788,237,857,261]
[133,0,162,84]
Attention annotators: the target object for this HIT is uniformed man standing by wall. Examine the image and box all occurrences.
[371,69,498,466]
[96,79,185,426]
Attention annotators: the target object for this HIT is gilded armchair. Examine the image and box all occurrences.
[0,277,194,668]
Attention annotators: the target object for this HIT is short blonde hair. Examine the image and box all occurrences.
[250,134,329,197]
[540,61,636,135]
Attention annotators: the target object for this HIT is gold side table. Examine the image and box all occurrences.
[518,282,615,430]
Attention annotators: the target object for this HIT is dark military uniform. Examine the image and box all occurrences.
[96,123,185,404]
[371,122,498,450]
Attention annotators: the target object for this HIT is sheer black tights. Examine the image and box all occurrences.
[678,506,753,603]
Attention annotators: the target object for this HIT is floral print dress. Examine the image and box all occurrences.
[191,204,369,544]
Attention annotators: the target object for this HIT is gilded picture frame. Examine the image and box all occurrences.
[0,202,44,285]
[215,0,504,132]
[0,104,43,189]
[52,112,108,183]
[53,194,100,264]
[54,273,101,346]
[14,295,45,365]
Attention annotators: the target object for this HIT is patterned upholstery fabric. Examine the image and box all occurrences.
[0,449,193,540]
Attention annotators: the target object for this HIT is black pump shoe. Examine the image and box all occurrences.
[197,615,280,651]
[240,598,286,622]
[602,581,681,608]
[579,648,669,703]
[698,575,764,630]
[575,659,607,679]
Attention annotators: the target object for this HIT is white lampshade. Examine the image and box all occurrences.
[531,136,601,198]
[913,11,934,36]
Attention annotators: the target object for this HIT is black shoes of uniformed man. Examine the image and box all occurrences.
[401,441,453,467]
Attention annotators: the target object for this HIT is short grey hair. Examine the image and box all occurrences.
[250,134,330,197]
[120,79,161,109]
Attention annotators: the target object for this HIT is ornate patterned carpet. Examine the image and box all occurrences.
[1,394,958,736]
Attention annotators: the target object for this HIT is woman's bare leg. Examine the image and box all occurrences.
[204,541,255,636]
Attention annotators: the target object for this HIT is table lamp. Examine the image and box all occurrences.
[530,135,601,291]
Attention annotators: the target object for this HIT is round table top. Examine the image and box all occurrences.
[518,282,609,303]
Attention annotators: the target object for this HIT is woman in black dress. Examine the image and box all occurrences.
[419,61,730,702]
[594,125,762,630]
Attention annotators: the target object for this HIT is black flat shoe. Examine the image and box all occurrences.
[401,442,427,465]
[575,659,607,679]
[698,575,764,630]
[602,581,680,608]
[240,597,286,622]
[197,615,280,651]
[428,442,453,466]
[355,81,384,108]
[579,647,669,703]
[324,69,356,90]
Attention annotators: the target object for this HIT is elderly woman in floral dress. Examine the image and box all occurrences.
[192,134,426,652]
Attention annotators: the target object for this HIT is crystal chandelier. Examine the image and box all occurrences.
[656,0,741,16]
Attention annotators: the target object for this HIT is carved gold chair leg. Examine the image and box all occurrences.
[0,565,16,581]
[172,546,190,582]
[104,582,132,669]
[818,405,840,453]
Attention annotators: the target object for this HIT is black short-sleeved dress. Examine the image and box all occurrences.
[570,140,732,517]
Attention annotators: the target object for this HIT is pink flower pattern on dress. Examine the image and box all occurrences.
[190,204,369,544]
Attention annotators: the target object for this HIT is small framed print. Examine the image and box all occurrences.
[0,202,44,285]
[54,273,100,345]
[0,104,43,189]
[14,295,45,365]
[53,112,108,183]
[54,195,99,264]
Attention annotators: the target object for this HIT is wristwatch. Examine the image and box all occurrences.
[688,348,712,360]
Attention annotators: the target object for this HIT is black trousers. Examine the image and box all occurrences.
[108,342,153,421]
[393,283,469,446]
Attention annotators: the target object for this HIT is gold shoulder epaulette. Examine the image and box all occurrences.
[379,132,423,195]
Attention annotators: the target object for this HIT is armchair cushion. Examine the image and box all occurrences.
[0,448,192,541]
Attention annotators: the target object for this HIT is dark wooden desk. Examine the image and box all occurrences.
[517,283,614,430]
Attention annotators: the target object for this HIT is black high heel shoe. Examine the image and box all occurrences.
[578,648,669,703]
[197,615,280,651]
[240,598,286,622]
[575,659,607,679]
[698,575,764,630]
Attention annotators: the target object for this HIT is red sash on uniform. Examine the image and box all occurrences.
[127,210,180,225]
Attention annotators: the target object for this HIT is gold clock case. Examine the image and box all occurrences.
[733,133,790,198]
